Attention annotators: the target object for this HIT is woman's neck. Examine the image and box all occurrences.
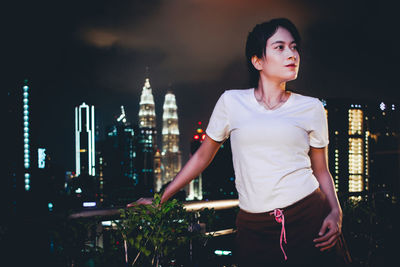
[255,78,287,102]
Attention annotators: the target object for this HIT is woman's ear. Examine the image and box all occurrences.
[251,55,263,71]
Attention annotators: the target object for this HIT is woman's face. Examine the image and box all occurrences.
[257,26,300,83]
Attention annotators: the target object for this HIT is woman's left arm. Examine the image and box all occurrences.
[309,146,343,251]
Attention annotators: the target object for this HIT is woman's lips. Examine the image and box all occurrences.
[285,64,296,67]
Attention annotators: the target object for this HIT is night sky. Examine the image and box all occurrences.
[4,0,399,172]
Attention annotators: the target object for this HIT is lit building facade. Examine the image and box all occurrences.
[22,80,31,191]
[4,79,33,215]
[348,106,368,195]
[154,149,163,192]
[137,77,157,196]
[98,154,104,204]
[325,98,370,199]
[136,127,157,196]
[75,102,96,176]
[321,97,400,202]
[161,91,182,187]
[138,77,157,141]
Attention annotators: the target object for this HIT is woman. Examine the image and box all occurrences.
[128,18,350,266]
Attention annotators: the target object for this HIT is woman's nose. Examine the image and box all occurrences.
[287,50,297,61]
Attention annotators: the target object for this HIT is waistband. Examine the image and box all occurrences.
[238,187,325,217]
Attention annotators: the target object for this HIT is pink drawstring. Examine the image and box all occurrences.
[270,208,287,260]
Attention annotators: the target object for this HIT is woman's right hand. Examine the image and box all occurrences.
[126,197,154,208]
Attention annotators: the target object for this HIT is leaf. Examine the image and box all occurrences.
[143,248,151,257]
[136,234,143,242]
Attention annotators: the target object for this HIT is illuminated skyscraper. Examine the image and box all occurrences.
[154,149,163,192]
[138,77,157,133]
[161,90,182,186]
[22,80,31,191]
[75,102,96,176]
[348,105,368,196]
[137,76,157,196]
[325,98,370,199]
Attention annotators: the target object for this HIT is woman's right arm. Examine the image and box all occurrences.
[127,135,223,207]
[160,135,223,204]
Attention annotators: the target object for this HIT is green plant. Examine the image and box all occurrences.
[115,193,215,266]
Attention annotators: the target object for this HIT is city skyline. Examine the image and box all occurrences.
[3,2,399,265]
[4,0,400,172]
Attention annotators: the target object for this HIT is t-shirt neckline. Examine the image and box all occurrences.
[251,88,294,112]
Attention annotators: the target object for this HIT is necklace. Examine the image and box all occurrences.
[255,90,289,110]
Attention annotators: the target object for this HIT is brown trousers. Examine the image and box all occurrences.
[235,188,352,267]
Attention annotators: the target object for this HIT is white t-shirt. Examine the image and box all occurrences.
[206,88,329,213]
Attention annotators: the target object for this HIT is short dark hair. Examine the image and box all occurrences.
[245,18,301,88]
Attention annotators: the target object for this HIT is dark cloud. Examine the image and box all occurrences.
[79,0,321,85]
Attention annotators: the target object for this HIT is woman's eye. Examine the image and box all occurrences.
[291,45,298,50]
[275,45,284,50]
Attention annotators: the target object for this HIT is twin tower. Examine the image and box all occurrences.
[75,76,181,197]
[138,77,182,194]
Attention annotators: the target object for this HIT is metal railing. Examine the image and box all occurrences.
[69,199,238,217]
[69,199,240,236]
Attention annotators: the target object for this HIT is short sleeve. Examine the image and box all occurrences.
[309,99,329,148]
[205,91,230,142]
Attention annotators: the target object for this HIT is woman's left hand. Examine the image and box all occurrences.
[313,209,342,251]
[126,197,154,208]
